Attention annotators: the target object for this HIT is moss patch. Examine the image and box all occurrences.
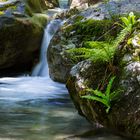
[29,13,47,28]
[63,19,121,43]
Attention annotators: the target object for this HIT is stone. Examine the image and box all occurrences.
[48,0,140,83]
[0,16,45,76]
[66,57,140,137]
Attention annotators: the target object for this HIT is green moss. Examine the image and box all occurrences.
[25,0,45,16]
[73,15,84,22]
[0,3,17,11]
[64,19,121,42]
[0,11,4,15]
[83,41,109,49]
[27,0,42,12]
[29,14,47,28]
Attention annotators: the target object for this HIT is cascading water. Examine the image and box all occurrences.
[32,19,62,77]
[32,0,69,77]
[59,0,69,9]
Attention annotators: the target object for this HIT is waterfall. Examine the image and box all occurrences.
[32,0,69,77]
[32,19,62,77]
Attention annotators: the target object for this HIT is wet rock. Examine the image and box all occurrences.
[66,57,140,137]
[0,0,26,17]
[0,16,45,75]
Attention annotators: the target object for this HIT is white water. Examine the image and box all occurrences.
[32,19,62,77]
[59,0,69,9]
[0,7,65,102]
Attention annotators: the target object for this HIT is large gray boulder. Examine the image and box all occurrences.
[47,0,140,83]
[66,57,140,137]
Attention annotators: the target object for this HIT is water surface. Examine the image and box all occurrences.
[0,76,93,140]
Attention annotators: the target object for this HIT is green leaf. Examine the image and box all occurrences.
[120,17,129,27]
[82,95,110,109]
[86,89,106,98]
[130,12,136,25]
[106,107,110,113]
[105,76,115,98]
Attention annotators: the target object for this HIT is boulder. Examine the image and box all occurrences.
[47,17,120,82]
[47,0,140,83]
[0,0,48,76]
[0,0,60,17]
[0,16,46,76]
[66,53,140,137]
[47,0,140,137]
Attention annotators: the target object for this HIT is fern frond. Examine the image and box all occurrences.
[67,41,116,63]
[113,26,131,48]
[120,17,129,27]
[86,89,106,98]
[81,95,110,108]
[105,76,115,98]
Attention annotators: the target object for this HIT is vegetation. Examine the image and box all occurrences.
[30,14,47,28]
[25,0,43,14]
[67,41,115,64]
[67,12,137,67]
[120,12,136,29]
[65,19,120,41]
[69,12,138,113]
[81,76,121,113]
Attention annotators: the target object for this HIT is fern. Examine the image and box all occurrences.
[120,12,136,29]
[67,13,136,64]
[81,76,121,113]
[67,41,115,63]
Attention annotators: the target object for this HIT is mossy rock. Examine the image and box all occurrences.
[25,0,59,16]
[48,16,121,82]
[66,59,140,138]
[64,19,121,42]
[0,16,45,75]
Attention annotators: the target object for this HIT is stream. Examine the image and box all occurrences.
[0,0,134,140]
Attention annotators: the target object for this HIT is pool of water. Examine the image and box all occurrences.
[0,76,94,140]
[0,76,134,140]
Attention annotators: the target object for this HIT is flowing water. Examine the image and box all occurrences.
[32,19,62,77]
[0,0,135,140]
[59,0,69,9]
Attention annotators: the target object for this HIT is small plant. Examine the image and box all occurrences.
[120,12,136,29]
[67,41,115,64]
[81,76,121,113]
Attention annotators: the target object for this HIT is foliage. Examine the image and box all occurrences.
[120,12,136,29]
[65,19,120,42]
[81,76,121,113]
[30,14,47,28]
[25,0,43,16]
[0,11,4,15]
[67,12,136,65]
[67,41,115,64]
